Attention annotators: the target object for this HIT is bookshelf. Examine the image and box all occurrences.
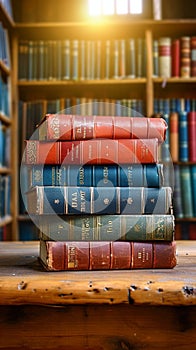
[0,2,17,240]
[7,1,196,240]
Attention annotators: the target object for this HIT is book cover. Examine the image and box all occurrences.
[26,186,173,215]
[38,114,167,142]
[27,163,164,188]
[39,240,177,271]
[173,164,183,218]
[38,214,175,242]
[24,138,160,165]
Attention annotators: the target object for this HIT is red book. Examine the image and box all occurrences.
[39,240,177,271]
[188,111,196,162]
[38,114,167,143]
[24,139,159,165]
[171,39,180,77]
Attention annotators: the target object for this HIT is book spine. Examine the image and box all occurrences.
[191,36,196,77]
[180,165,194,218]
[29,163,164,188]
[173,164,183,218]
[127,38,135,78]
[113,39,119,79]
[72,40,78,81]
[24,138,159,165]
[40,114,167,142]
[179,111,189,162]
[158,37,171,78]
[180,36,191,78]
[153,39,159,77]
[39,240,177,271]
[188,111,196,162]
[39,214,175,241]
[171,39,180,77]
[27,186,172,215]
[190,165,196,217]
[169,112,179,162]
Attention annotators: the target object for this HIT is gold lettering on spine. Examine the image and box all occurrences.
[137,247,149,263]
[79,167,85,185]
[81,217,91,240]
[27,141,37,164]
[49,115,60,139]
[103,166,109,184]
[68,245,78,268]
[80,190,86,212]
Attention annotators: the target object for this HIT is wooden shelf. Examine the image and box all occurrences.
[0,113,11,125]
[0,240,195,306]
[0,167,11,174]
[0,60,10,76]
[0,215,12,228]
[0,3,14,29]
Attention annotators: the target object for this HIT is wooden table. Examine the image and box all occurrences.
[0,241,196,349]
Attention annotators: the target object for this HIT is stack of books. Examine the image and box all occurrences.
[23,113,176,271]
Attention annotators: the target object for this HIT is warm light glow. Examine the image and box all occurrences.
[116,0,128,14]
[88,0,102,16]
[103,0,115,15]
[130,0,142,14]
[88,0,143,16]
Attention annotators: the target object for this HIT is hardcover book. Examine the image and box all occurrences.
[24,138,160,165]
[26,186,173,215]
[27,163,164,188]
[38,214,175,242]
[39,240,177,271]
[38,114,167,142]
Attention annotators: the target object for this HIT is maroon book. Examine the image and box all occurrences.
[180,36,191,78]
[24,138,159,165]
[171,39,180,77]
[188,111,196,162]
[38,114,167,143]
[191,36,196,77]
[39,240,177,271]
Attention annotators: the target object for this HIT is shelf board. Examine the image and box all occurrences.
[0,215,12,228]
[0,60,10,76]
[0,113,11,125]
[0,167,11,174]
[0,3,15,29]
[15,19,196,39]
[17,78,147,86]
[153,77,196,83]
[176,218,196,222]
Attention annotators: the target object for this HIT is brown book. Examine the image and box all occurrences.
[39,240,177,271]
[169,112,179,162]
[180,36,191,78]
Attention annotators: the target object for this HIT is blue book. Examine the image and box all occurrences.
[173,164,183,218]
[28,164,164,189]
[190,165,196,217]
[26,186,172,215]
[180,165,194,218]
[179,111,189,162]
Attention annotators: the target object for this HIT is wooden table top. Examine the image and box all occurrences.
[0,240,195,306]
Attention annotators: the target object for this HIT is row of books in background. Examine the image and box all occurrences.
[17,35,196,81]
[0,21,10,68]
[22,114,176,270]
[18,38,147,81]
[154,36,196,78]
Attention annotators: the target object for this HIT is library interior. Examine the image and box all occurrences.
[0,0,196,349]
